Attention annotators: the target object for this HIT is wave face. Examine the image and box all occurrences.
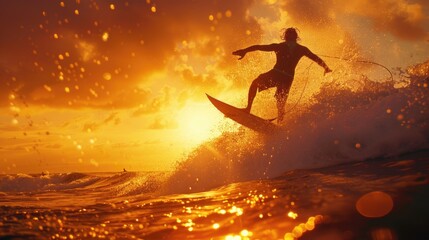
[164,64,429,193]
[2,155,428,240]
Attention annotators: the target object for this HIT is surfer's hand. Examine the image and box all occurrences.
[324,67,332,75]
[232,49,246,60]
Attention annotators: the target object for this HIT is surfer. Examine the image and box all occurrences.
[233,28,332,122]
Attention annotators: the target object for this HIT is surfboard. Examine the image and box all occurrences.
[206,94,280,134]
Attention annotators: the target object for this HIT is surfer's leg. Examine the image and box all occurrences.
[275,87,289,122]
[245,81,258,113]
[274,76,293,123]
[276,96,286,122]
[245,72,272,113]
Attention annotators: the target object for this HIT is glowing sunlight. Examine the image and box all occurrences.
[177,103,223,144]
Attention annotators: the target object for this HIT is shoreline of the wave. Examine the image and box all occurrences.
[206,93,284,134]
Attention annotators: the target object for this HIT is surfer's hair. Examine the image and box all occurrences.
[282,27,300,42]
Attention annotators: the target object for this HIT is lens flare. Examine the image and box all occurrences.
[356,191,394,218]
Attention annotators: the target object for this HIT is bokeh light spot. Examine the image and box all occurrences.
[102,32,109,42]
[212,223,219,229]
[103,72,112,81]
[288,211,298,219]
[356,191,394,218]
[225,10,232,17]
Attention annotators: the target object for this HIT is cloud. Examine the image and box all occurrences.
[344,0,428,41]
[282,0,335,28]
[281,0,429,41]
[131,87,174,117]
[1,0,427,113]
[0,0,261,109]
[82,112,120,132]
[147,116,178,130]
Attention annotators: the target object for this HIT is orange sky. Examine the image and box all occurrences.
[1,0,428,173]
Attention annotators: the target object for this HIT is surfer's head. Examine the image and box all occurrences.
[282,28,299,42]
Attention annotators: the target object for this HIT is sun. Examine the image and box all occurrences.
[177,103,223,144]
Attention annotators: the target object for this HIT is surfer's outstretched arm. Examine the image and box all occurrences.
[304,47,332,75]
[233,44,278,60]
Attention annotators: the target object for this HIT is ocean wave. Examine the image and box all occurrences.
[0,171,167,195]
[164,63,428,194]
[0,172,99,192]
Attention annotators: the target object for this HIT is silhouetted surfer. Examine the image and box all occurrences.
[233,28,332,122]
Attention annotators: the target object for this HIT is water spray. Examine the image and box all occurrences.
[282,55,394,116]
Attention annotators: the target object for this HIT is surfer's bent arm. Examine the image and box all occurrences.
[304,48,332,74]
[233,44,278,60]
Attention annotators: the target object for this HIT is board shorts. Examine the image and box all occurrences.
[253,68,294,100]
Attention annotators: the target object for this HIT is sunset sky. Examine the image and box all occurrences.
[1,0,428,174]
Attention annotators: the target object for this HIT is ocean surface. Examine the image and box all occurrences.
[1,69,428,239]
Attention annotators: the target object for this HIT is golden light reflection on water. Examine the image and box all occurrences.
[213,223,220,229]
[284,215,323,240]
[4,163,421,240]
[225,229,253,240]
[287,211,298,219]
[137,186,327,240]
